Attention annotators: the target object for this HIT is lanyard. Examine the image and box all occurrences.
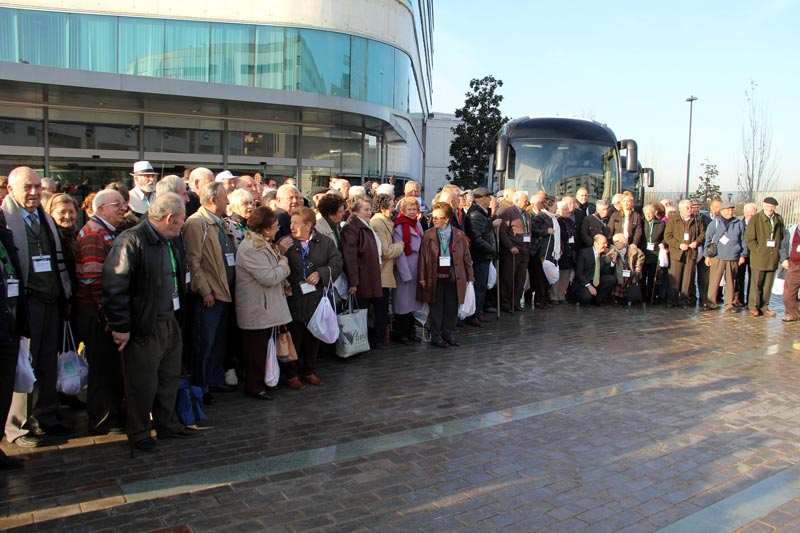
[647,220,654,241]
[768,215,775,239]
[167,242,178,294]
[520,211,528,233]
[91,215,116,240]
[0,241,14,278]
[299,241,311,278]
[218,223,231,252]
[437,229,451,256]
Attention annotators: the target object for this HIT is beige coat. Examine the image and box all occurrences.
[235,232,292,330]
[182,205,235,301]
[370,213,405,288]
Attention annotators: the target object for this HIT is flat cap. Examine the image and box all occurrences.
[472,187,491,198]
[763,196,778,206]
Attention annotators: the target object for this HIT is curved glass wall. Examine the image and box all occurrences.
[0,8,420,113]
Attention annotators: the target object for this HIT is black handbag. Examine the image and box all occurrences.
[626,282,642,304]
[705,242,718,258]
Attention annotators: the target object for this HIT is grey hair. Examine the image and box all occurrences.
[201,181,225,205]
[678,199,691,210]
[149,192,185,221]
[189,167,214,187]
[156,175,184,197]
[92,189,122,212]
[404,180,419,193]
[596,199,608,208]
[228,188,253,207]
[376,183,394,197]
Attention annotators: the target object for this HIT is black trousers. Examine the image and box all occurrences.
[240,327,274,396]
[287,321,320,378]
[472,259,491,319]
[500,249,527,309]
[749,268,776,312]
[429,279,458,343]
[668,256,696,306]
[577,275,616,304]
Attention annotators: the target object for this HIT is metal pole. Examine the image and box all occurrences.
[684,96,698,198]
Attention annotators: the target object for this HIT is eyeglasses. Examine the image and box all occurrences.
[102,201,125,209]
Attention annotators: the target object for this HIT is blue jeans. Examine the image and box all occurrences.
[191,299,229,391]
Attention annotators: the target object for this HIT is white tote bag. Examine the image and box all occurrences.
[264,329,280,387]
[336,295,370,358]
[458,282,476,319]
[14,337,35,394]
[56,322,88,395]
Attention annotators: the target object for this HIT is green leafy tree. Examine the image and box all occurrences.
[447,75,509,190]
[692,159,721,206]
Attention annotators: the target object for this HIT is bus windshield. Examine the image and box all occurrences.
[506,139,619,202]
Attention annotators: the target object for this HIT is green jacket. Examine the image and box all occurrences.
[745,211,784,271]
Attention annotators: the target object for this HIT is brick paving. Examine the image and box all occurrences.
[3,297,800,531]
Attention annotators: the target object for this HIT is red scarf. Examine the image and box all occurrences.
[394,212,420,256]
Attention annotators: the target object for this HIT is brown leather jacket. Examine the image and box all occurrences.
[416,226,474,304]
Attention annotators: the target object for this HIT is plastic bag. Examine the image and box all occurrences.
[487,262,497,290]
[176,378,207,426]
[658,247,669,268]
[458,282,476,319]
[543,259,560,285]
[265,330,280,387]
[336,296,370,358]
[56,322,88,395]
[14,338,35,394]
[333,272,349,301]
[307,282,339,344]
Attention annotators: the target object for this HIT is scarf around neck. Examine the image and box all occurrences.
[394,212,420,256]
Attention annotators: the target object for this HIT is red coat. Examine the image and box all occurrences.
[341,216,383,299]
[416,226,474,304]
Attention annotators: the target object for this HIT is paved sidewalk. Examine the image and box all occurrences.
[3,297,800,532]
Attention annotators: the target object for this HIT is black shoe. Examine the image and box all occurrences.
[133,437,160,453]
[160,427,202,439]
[501,306,513,314]
[40,424,72,437]
[430,340,449,348]
[0,452,24,470]
[60,393,87,410]
[248,389,274,400]
[202,392,216,405]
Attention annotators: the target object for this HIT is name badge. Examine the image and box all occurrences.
[6,279,19,298]
[523,234,531,243]
[439,256,451,267]
[767,240,776,248]
[622,269,632,278]
[185,272,191,284]
[172,293,181,311]
[719,235,730,245]
[225,252,236,266]
[300,282,316,295]
[796,245,800,253]
[683,232,690,242]
[647,242,655,251]
[568,236,575,244]
[32,255,52,273]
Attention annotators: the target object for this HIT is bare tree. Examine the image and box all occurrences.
[738,80,778,201]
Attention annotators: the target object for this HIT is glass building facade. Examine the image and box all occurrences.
[0,3,432,193]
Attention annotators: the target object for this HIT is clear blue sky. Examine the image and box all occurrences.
[431,0,799,193]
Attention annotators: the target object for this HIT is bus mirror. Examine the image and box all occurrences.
[495,133,508,172]
[618,139,638,172]
[643,168,654,188]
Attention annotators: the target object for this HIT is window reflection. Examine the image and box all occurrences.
[119,17,164,76]
[165,20,210,82]
[20,10,68,67]
[211,23,254,86]
[0,8,19,62]
[71,14,117,73]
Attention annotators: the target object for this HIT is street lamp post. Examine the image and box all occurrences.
[684,95,698,199]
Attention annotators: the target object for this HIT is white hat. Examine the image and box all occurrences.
[131,160,157,176]
[215,170,237,182]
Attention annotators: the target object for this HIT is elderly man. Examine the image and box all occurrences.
[639,203,666,304]
[2,167,73,448]
[128,161,159,218]
[156,175,190,203]
[275,184,302,240]
[466,187,496,325]
[575,187,595,217]
[745,197,784,317]
[704,201,747,312]
[183,182,236,404]
[607,193,623,222]
[236,175,258,199]
[734,202,758,307]
[664,199,705,308]
[498,190,531,313]
[691,200,713,308]
[103,193,199,453]
[580,199,611,248]
[186,167,214,218]
[575,234,617,305]
[76,189,128,434]
[332,178,351,200]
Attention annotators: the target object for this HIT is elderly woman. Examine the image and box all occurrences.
[417,202,474,348]
[608,192,643,246]
[609,232,645,306]
[236,206,291,400]
[341,196,387,349]
[278,206,342,388]
[315,193,346,251]
[393,196,424,343]
[370,194,405,344]
[226,189,254,249]
[46,193,79,290]
[550,199,577,304]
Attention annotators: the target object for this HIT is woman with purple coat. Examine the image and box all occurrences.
[392,197,424,343]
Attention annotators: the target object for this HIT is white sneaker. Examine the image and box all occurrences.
[224,369,238,386]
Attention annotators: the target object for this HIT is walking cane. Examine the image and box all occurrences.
[511,253,516,315]
[495,225,501,320]
[117,345,135,459]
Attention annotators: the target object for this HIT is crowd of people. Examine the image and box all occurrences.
[0,161,795,463]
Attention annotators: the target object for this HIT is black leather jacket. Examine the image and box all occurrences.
[467,203,496,260]
[102,218,187,342]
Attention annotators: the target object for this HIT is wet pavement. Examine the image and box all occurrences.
[3,294,800,532]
